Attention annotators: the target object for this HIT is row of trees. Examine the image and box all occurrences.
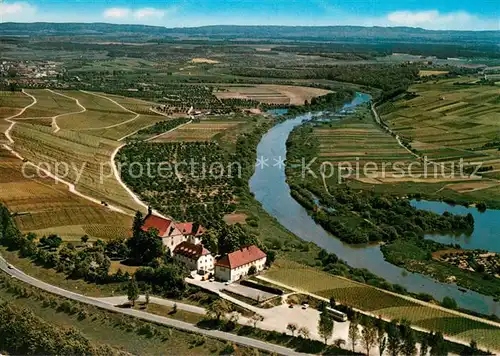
[232,63,419,92]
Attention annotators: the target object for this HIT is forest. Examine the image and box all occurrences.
[230,64,420,92]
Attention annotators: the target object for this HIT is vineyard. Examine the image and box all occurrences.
[378,78,500,186]
[56,90,137,130]
[152,120,245,142]
[265,259,500,350]
[15,89,79,119]
[0,148,132,240]
[0,91,33,142]
[10,122,143,213]
[215,84,331,106]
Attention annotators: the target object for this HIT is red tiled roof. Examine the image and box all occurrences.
[176,222,206,236]
[141,215,173,236]
[215,245,266,269]
[173,241,210,259]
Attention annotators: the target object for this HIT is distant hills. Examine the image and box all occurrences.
[1,22,499,43]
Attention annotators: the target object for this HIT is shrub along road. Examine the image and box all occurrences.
[0,255,306,356]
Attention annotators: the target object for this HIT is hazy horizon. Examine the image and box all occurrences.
[1,0,499,31]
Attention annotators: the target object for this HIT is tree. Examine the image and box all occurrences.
[265,250,276,267]
[419,336,429,356]
[127,278,139,306]
[329,296,336,308]
[132,211,144,236]
[387,320,402,356]
[349,316,360,352]
[286,323,298,336]
[399,320,416,356]
[318,313,334,345]
[144,284,151,305]
[298,326,310,339]
[248,265,257,275]
[207,299,231,321]
[428,332,447,356]
[362,321,377,356]
[201,230,218,253]
[81,235,89,244]
[127,228,164,265]
[375,317,387,356]
[441,296,457,310]
[250,313,262,328]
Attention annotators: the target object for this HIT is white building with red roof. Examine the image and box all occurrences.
[214,245,267,282]
[173,241,214,273]
[141,215,205,254]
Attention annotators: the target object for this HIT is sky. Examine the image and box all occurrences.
[0,0,499,30]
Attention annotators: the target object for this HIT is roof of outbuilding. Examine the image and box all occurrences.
[215,245,266,269]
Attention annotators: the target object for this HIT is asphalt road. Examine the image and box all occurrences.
[0,256,307,356]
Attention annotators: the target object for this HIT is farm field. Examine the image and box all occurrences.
[10,122,143,213]
[265,259,500,351]
[307,104,484,186]
[55,90,137,130]
[0,91,33,142]
[151,119,245,142]
[0,148,132,240]
[378,79,500,185]
[215,84,331,105]
[0,88,262,240]
[15,89,80,119]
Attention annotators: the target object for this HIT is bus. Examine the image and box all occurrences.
[326,306,348,322]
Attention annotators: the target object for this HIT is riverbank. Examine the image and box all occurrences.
[250,92,500,317]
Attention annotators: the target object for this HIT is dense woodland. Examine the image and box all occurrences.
[230,64,420,92]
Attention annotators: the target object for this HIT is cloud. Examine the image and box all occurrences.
[0,1,37,21]
[103,8,131,19]
[134,8,166,20]
[102,7,170,23]
[384,10,493,30]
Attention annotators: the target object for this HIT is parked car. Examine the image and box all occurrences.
[302,303,309,310]
[7,264,13,269]
[209,278,215,282]
[288,304,294,308]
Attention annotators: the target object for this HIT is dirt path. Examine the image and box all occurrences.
[1,90,129,215]
[45,89,87,133]
[3,89,38,143]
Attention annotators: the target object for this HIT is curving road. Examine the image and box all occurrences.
[0,255,306,356]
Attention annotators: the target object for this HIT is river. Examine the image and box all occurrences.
[249,92,500,316]
[412,200,500,253]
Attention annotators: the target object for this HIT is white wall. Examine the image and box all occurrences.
[215,257,266,282]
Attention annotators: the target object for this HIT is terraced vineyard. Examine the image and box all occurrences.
[0,88,260,240]
[0,148,132,241]
[0,91,33,142]
[15,89,80,119]
[378,78,500,189]
[265,259,500,350]
[56,90,137,130]
[152,120,245,142]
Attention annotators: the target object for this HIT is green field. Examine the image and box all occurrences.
[265,259,500,351]
[378,78,500,192]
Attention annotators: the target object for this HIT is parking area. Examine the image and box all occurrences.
[223,283,277,302]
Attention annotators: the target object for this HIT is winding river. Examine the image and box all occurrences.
[249,92,500,316]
